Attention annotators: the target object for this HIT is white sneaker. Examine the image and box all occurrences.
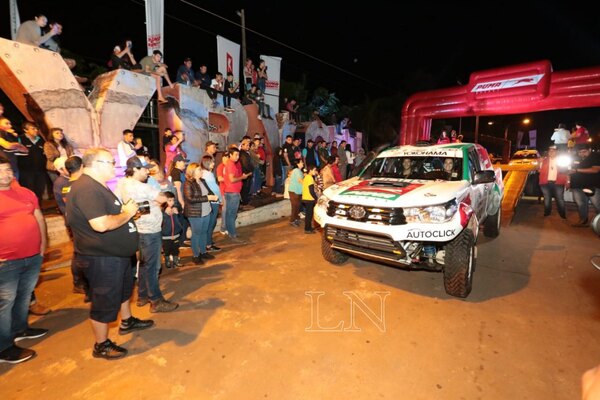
[220,230,228,236]
[257,115,262,120]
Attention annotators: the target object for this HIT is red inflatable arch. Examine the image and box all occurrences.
[400,60,600,144]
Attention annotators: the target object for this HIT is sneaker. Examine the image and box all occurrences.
[257,115,262,120]
[136,297,149,307]
[0,344,36,364]
[229,236,247,244]
[73,286,86,294]
[118,316,155,335]
[192,256,205,265]
[207,244,222,252]
[299,212,306,220]
[220,230,229,236]
[572,219,589,227]
[14,328,49,342]
[92,339,127,360]
[200,252,215,260]
[29,302,51,316]
[150,298,179,313]
[304,230,317,234]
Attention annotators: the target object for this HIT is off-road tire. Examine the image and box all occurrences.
[321,233,349,265]
[443,229,475,298]
[483,206,501,238]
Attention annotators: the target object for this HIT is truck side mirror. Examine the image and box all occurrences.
[473,170,496,184]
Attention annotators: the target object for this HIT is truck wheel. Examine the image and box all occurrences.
[321,233,349,265]
[443,229,475,298]
[483,206,501,238]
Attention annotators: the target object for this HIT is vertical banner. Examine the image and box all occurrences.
[528,129,537,149]
[10,0,21,40]
[260,54,282,117]
[216,36,240,82]
[516,130,524,149]
[145,0,164,55]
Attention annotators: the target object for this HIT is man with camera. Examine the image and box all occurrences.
[115,156,178,313]
[568,143,600,227]
[66,149,154,360]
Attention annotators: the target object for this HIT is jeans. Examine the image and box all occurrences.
[224,192,241,237]
[189,215,210,257]
[0,254,42,352]
[303,200,316,231]
[540,183,566,217]
[273,173,283,194]
[220,198,227,232]
[572,188,600,221]
[138,232,163,302]
[208,203,219,246]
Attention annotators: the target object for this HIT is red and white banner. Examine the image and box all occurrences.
[259,54,282,116]
[10,0,20,41]
[217,36,240,82]
[145,0,164,55]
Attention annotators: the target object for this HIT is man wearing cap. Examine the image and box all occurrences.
[551,123,570,151]
[115,156,177,313]
[66,148,154,360]
[176,57,198,87]
[538,146,567,219]
[568,143,600,227]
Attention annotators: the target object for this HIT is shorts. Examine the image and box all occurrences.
[75,255,134,323]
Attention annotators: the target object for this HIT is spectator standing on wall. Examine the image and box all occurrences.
[551,123,570,151]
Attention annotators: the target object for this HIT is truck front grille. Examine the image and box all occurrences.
[326,201,406,225]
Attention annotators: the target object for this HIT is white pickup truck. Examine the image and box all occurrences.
[314,142,504,298]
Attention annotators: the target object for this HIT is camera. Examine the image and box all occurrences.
[137,201,151,215]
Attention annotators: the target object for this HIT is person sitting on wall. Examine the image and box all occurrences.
[16,14,61,47]
[139,50,174,104]
[109,40,142,71]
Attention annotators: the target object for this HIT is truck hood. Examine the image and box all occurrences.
[323,177,468,207]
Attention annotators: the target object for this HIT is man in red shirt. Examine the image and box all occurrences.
[0,154,48,364]
[222,148,251,243]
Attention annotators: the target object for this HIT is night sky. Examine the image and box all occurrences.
[1,0,600,146]
[3,1,600,100]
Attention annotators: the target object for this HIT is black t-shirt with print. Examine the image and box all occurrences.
[282,142,294,166]
[571,152,600,189]
[66,174,138,257]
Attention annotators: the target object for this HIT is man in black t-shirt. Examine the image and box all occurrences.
[568,143,600,227]
[66,148,154,360]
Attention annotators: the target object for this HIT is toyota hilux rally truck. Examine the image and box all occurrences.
[314,142,503,298]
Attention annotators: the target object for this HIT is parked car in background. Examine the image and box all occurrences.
[509,149,541,167]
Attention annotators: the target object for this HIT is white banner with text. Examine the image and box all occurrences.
[145,0,164,55]
[217,36,240,83]
[260,54,282,116]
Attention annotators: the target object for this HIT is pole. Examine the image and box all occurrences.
[240,9,247,90]
[474,115,479,143]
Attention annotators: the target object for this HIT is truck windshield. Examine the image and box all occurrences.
[360,156,463,181]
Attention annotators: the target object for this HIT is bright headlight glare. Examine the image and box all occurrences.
[404,200,458,223]
[556,154,572,168]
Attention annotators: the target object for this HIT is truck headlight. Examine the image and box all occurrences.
[404,199,458,223]
[317,195,330,209]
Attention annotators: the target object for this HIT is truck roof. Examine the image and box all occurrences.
[378,143,475,158]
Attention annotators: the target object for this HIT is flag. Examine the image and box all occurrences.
[259,54,282,116]
[10,0,21,41]
[145,0,164,55]
[216,36,240,82]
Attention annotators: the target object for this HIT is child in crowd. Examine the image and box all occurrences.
[161,191,183,268]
